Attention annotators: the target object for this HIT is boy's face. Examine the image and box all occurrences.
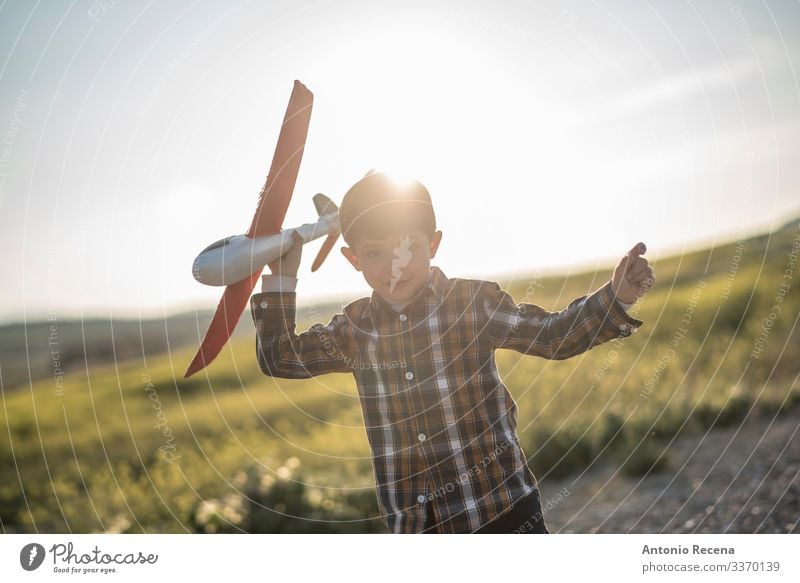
[341,229,443,303]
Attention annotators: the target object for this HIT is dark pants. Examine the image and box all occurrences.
[423,489,550,534]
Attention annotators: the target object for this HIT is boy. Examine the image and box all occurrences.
[250,171,655,534]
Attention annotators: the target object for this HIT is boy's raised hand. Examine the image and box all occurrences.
[267,230,303,277]
[611,242,655,304]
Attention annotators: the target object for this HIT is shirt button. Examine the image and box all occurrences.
[417,494,426,504]
[405,371,414,380]
[418,433,426,442]
[399,313,407,322]
[259,301,268,309]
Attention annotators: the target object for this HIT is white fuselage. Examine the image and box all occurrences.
[192,213,339,286]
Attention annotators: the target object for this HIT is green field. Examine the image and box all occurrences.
[2,219,798,533]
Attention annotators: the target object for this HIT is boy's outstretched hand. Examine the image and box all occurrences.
[611,242,655,304]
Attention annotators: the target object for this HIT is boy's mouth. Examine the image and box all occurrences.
[387,276,412,289]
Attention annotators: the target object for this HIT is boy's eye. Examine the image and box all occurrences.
[367,250,382,259]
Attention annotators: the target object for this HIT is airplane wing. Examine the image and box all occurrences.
[247,81,314,239]
[311,233,338,272]
[184,80,313,378]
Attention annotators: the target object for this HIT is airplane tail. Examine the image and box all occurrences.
[313,192,337,217]
[310,193,340,272]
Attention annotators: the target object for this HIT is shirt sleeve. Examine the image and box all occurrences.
[250,289,353,378]
[482,280,644,360]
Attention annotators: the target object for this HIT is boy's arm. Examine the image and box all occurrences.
[483,242,654,359]
[250,274,353,378]
[251,230,352,378]
[482,280,643,360]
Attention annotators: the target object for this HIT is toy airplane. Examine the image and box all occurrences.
[184,80,339,378]
[191,192,339,286]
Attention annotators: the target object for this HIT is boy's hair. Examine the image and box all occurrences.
[338,170,436,248]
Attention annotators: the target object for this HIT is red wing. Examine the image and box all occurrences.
[311,232,339,272]
[183,272,259,378]
[246,80,314,238]
[184,80,314,378]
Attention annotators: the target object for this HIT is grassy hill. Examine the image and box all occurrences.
[1,217,798,533]
[0,301,344,392]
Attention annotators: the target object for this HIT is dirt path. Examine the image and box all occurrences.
[539,410,800,533]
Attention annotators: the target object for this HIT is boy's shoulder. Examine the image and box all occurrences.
[339,271,503,324]
[441,269,505,298]
[444,274,503,299]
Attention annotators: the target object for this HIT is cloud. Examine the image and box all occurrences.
[569,55,761,128]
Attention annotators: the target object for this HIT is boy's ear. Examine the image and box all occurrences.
[428,230,443,258]
[340,246,361,271]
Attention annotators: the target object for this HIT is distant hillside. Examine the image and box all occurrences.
[0,300,344,391]
[2,214,797,392]
[499,214,799,309]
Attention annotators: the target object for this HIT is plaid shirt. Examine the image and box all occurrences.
[250,265,643,533]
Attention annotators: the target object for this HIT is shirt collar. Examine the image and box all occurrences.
[363,265,449,321]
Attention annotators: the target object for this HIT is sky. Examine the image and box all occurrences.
[0,0,798,324]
